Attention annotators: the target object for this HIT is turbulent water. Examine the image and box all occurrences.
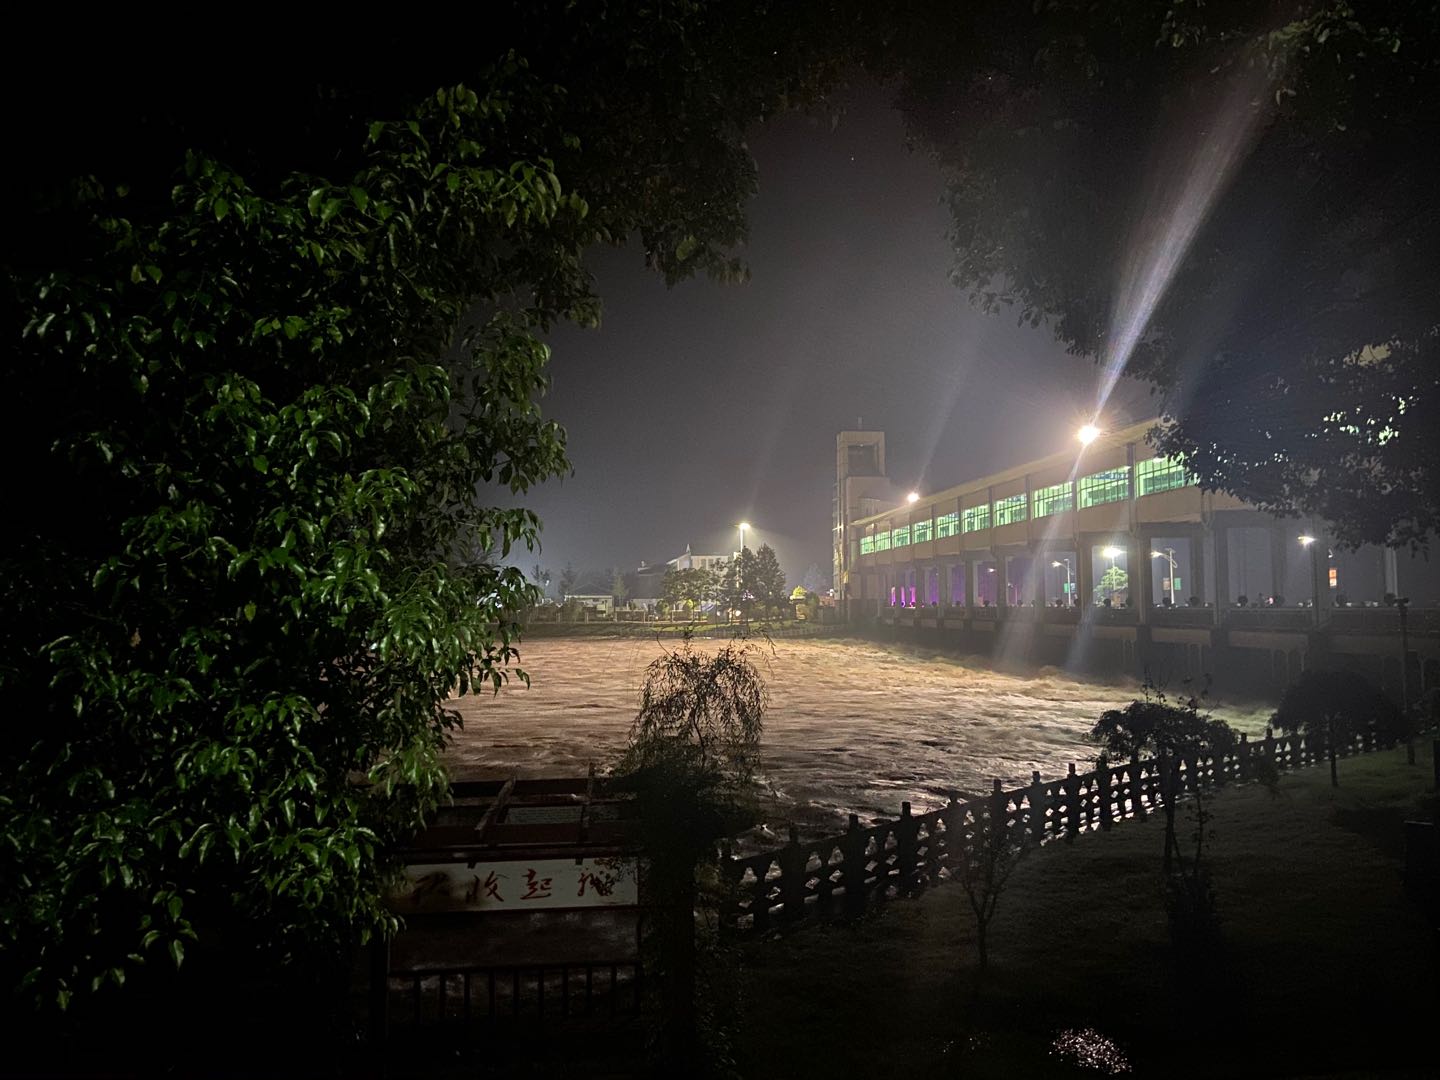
[445,636,1274,840]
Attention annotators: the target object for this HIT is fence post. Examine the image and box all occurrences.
[1062,763,1082,840]
[943,792,966,874]
[896,802,919,893]
[1130,752,1146,821]
[1027,769,1048,841]
[841,813,869,919]
[1097,755,1113,831]
[779,824,808,924]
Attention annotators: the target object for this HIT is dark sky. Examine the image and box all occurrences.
[519,83,1151,586]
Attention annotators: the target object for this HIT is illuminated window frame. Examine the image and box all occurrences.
[1032,481,1074,518]
[992,493,1027,527]
[1135,456,1192,497]
[860,534,875,555]
[961,504,991,533]
[936,511,959,538]
[892,524,911,547]
[1078,467,1130,508]
[874,529,891,551]
[912,518,933,543]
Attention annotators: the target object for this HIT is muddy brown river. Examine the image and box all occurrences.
[445,636,1273,840]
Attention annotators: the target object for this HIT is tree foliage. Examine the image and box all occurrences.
[663,566,718,613]
[1271,669,1401,786]
[1091,685,1238,874]
[2,6,858,1016]
[750,543,789,614]
[883,0,1440,547]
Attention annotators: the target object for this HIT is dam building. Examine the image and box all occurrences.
[833,422,1439,695]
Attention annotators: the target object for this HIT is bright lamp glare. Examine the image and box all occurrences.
[1298,534,1315,546]
[1077,424,1101,446]
[739,522,750,531]
[906,491,920,504]
[1102,546,1122,559]
[1051,561,1062,568]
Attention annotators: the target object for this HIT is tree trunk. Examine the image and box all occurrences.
[977,923,989,971]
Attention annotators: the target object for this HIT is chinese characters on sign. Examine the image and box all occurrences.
[397,857,639,913]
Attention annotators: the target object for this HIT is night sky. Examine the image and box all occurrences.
[521,83,1152,586]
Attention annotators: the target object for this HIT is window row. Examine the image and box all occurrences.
[857,458,1193,550]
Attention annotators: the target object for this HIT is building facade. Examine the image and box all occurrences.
[837,422,1439,695]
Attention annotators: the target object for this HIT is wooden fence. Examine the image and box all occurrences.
[719,724,1407,934]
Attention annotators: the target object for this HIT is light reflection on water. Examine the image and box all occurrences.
[446,637,1273,837]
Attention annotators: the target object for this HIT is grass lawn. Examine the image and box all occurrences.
[733,740,1439,1078]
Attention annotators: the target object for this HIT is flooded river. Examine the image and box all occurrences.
[445,636,1273,839]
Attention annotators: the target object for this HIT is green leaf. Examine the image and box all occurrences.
[243,602,257,622]
[168,940,185,970]
[213,197,230,221]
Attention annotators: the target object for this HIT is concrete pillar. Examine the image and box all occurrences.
[1383,547,1400,598]
[1213,524,1230,608]
[1269,525,1291,604]
[995,552,1009,610]
[1077,538,1096,608]
[1131,535,1152,620]
[964,559,977,608]
[1188,533,1206,606]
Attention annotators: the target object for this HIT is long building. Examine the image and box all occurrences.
[833,421,1439,695]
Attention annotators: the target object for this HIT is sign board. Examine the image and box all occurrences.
[392,856,639,914]
[1162,577,1182,592]
[1062,582,1075,594]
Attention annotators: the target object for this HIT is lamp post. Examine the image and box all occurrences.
[1052,558,1073,605]
[1151,547,1177,606]
[737,521,749,558]
[1299,534,1319,626]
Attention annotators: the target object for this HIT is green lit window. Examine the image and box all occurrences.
[912,518,933,543]
[992,493,1027,527]
[1135,456,1192,496]
[874,529,891,551]
[1078,467,1130,508]
[860,534,875,555]
[962,504,990,533]
[936,512,959,538]
[1032,482,1073,518]
[892,524,911,547]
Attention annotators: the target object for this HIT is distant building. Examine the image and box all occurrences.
[666,545,730,574]
[566,594,615,616]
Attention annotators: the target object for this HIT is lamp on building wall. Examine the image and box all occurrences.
[1077,424,1101,446]
[906,491,920,504]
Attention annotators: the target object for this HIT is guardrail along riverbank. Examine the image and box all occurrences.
[720,724,1425,934]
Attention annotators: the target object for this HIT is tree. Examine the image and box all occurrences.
[1,7,857,1032]
[663,567,716,616]
[532,564,554,600]
[1090,686,1238,875]
[751,544,788,615]
[559,562,579,600]
[620,636,766,1066]
[954,796,1031,972]
[1271,670,1402,787]
[884,1,1440,548]
[611,567,630,604]
[1094,566,1129,605]
[718,549,757,620]
[801,563,831,596]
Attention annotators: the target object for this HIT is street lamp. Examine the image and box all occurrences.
[906,491,920,504]
[1078,424,1101,446]
[738,521,750,556]
[1151,547,1177,606]
[1052,558,1073,603]
[1102,545,1122,567]
[1299,534,1319,624]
